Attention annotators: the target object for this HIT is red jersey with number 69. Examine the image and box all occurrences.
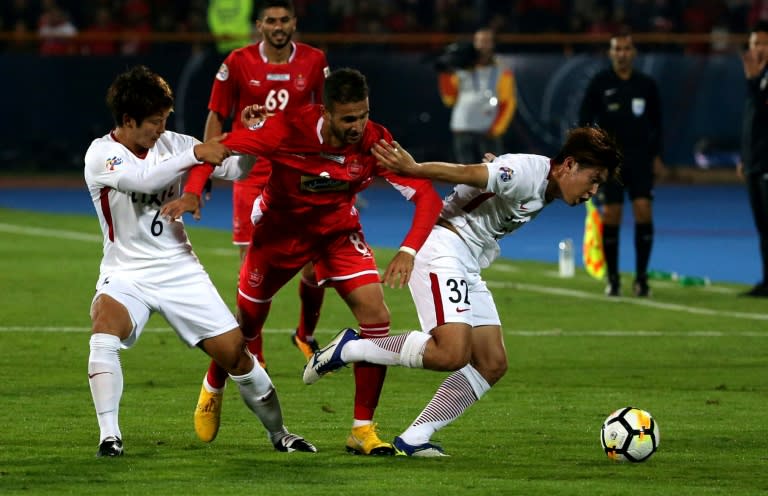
[185,104,442,252]
[208,41,328,187]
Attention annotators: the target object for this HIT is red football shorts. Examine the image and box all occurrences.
[238,226,381,301]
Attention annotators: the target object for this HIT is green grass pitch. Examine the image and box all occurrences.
[0,208,766,495]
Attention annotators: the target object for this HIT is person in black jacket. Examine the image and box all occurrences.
[738,21,768,297]
[579,30,665,297]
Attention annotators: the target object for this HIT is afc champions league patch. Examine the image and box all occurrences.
[247,269,263,288]
[216,63,229,82]
[498,166,514,182]
[294,73,307,91]
[105,156,123,171]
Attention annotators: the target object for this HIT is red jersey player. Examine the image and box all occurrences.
[164,68,443,455]
[204,0,329,372]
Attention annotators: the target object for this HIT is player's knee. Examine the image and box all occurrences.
[480,354,508,385]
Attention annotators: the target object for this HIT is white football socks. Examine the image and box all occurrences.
[88,333,124,443]
[229,358,285,440]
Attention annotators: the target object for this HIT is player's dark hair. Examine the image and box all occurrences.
[106,65,173,127]
[257,0,294,18]
[323,68,368,110]
[750,20,768,35]
[554,126,623,180]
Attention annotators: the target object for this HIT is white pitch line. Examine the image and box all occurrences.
[487,281,768,321]
[0,326,764,337]
[2,222,764,321]
[0,222,101,242]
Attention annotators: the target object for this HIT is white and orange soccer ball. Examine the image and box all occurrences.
[600,407,660,462]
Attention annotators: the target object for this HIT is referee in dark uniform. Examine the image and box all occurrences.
[579,30,665,297]
[738,21,768,297]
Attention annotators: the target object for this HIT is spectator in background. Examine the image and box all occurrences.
[80,6,118,56]
[438,27,517,164]
[3,0,39,32]
[579,30,665,297]
[737,21,768,297]
[120,0,151,55]
[38,0,77,56]
[208,0,254,54]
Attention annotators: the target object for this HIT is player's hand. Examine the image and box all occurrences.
[653,156,669,182]
[742,49,767,79]
[161,192,202,222]
[381,250,415,289]
[194,134,231,165]
[241,104,274,128]
[372,140,418,175]
[482,153,497,163]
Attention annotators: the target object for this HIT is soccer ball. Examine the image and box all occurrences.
[600,407,660,462]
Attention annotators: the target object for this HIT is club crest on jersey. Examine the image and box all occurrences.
[294,73,307,91]
[216,63,229,81]
[247,269,263,288]
[105,156,123,171]
[632,98,646,116]
[267,73,290,81]
[347,159,363,178]
[498,166,514,182]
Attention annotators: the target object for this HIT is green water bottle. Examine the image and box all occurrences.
[678,275,710,287]
[647,270,678,281]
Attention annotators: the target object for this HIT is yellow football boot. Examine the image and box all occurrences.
[345,423,395,456]
[194,383,223,443]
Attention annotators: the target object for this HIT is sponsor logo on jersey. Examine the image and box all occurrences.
[130,186,176,206]
[498,166,513,182]
[320,152,346,164]
[216,63,229,81]
[631,98,646,116]
[300,175,350,193]
[247,269,263,288]
[267,73,290,81]
[249,79,261,86]
[105,156,123,170]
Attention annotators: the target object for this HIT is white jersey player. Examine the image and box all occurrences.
[84,65,316,458]
[303,127,622,457]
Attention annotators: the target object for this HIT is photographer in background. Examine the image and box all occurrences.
[437,27,517,164]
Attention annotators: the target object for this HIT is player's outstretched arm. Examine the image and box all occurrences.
[372,140,489,188]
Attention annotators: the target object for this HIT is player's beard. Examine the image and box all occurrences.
[329,124,360,146]
[266,30,293,50]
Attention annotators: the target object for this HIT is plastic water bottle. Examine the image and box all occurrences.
[678,275,711,287]
[558,238,575,278]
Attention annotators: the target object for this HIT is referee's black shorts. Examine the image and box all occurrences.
[601,158,654,203]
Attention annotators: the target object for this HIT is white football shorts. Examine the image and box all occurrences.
[409,225,501,333]
[91,259,239,348]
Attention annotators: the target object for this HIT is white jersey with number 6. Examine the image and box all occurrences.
[84,130,247,277]
[85,131,200,276]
